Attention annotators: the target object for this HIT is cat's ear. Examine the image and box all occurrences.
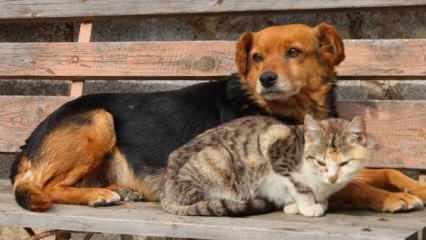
[348,116,365,134]
[304,114,322,143]
[304,114,322,132]
[347,116,367,145]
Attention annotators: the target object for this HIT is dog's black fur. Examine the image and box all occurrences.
[12,79,328,182]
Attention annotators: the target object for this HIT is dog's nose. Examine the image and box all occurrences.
[260,71,278,88]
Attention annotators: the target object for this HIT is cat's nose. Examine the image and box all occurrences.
[328,175,338,184]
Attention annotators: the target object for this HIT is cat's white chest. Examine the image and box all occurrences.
[256,172,293,207]
[292,171,347,202]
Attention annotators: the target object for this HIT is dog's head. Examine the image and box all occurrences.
[235,23,344,119]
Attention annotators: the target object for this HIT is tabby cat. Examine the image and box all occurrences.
[161,115,370,217]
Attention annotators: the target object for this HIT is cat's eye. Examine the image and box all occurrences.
[286,47,302,58]
[252,53,264,63]
[339,161,350,167]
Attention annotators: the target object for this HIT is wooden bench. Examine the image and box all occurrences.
[1,1,426,239]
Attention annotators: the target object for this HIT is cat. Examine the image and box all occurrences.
[161,115,371,217]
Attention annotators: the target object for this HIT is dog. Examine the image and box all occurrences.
[10,23,426,213]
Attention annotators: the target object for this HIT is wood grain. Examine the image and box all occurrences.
[0,0,424,20]
[338,101,426,169]
[0,40,424,79]
[0,181,418,240]
[2,96,426,170]
[69,22,93,97]
[0,96,73,152]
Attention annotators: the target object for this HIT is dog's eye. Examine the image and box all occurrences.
[252,53,264,63]
[286,48,301,58]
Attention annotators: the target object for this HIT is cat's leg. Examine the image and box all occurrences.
[283,203,299,215]
[355,169,426,204]
[291,192,327,217]
[330,179,423,212]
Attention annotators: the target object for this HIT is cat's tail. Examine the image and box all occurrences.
[161,198,275,216]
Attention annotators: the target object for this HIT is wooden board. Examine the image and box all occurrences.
[2,96,426,170]
[0,0,424,21]
[0,40,425,79]
[69,22,93,97]
[0,96,73,153]
[0,181,418,240]
[338,101,426,169]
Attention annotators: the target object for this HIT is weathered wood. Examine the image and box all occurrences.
[0,181,418,240]
[0,96,73,152]
[2,96,426,170]
[0,0,424,21]
[0,40,425,79]
[338,101,426,169]
[69,22,93,97]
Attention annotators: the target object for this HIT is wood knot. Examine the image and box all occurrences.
[194,56,216,72]
[72,56,80,63]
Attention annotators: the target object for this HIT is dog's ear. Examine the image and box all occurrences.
[235,32,254,77]
[314,23,345,67]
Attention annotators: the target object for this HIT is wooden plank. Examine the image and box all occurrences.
[0,96,73,153]
[0,182,418,240]
[69,22,93,97]
[2,96,426,170]
[0,40,424,79]
[0,0,424,21]
[338,101,426,169]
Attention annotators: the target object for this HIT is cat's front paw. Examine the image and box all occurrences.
[299,203,327,217]
[283,203,299,215]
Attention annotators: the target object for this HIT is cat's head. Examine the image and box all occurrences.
[302,114,370,185]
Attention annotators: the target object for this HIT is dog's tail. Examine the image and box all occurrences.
[14,181,52,212]
[161,198,274,216]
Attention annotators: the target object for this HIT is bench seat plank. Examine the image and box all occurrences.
[0,181,419,240]
[0,40,425,79]
[0,1,425,21]
[2,96,426,170]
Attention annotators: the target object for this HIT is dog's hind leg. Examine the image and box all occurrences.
[13,109,120,211]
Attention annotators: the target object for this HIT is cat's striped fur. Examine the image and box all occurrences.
[161,115,369,217]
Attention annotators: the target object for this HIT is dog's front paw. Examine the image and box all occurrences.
[298,203,327,217]
[88,189,121,207]
[114,187,145,202]
[381,192,423,213]
[409,187,426,204]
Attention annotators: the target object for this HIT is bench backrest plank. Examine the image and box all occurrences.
[0,96,425,170]
[0,40,424,79]
[1,1,425,20]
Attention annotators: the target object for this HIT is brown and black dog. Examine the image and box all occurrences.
[11,23,426,213]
